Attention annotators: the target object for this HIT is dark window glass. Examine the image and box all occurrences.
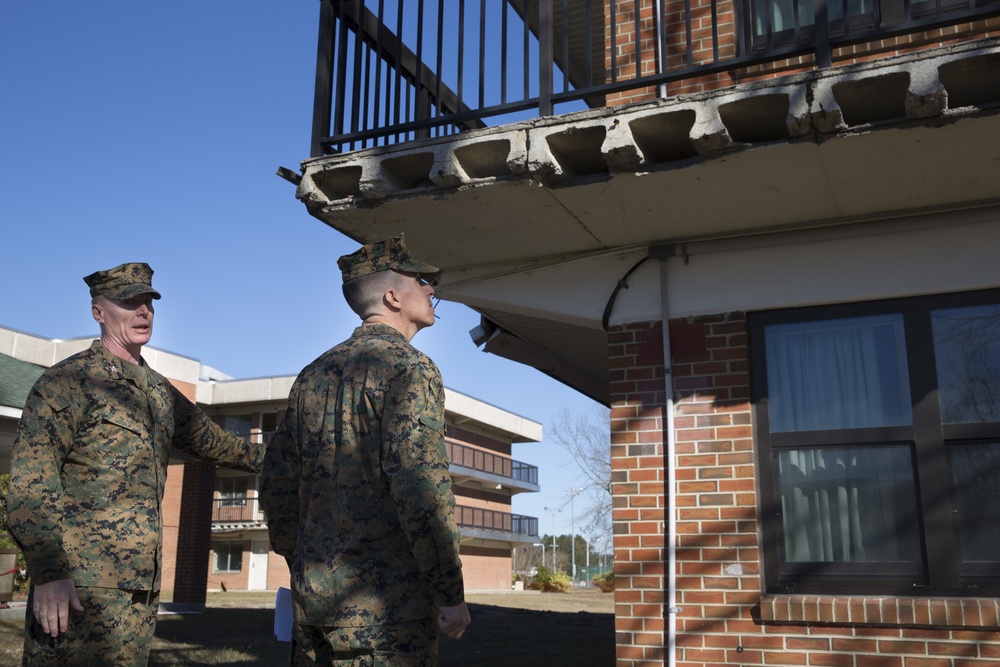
[779,445,919,566]
[933,304,1000,424]
[214,542,243,573]
[949,442,1000,573]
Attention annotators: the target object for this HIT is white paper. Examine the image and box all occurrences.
[274,587,293,642]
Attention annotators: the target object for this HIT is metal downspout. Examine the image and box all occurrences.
[659,257,679,667]
[654,0,668,99]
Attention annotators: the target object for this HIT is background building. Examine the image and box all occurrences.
[0,324,542,605]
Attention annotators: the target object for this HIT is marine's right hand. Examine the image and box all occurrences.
[438,601,471,639]
[32,578,84,637]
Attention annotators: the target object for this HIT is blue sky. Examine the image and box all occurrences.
[0,1,604,540]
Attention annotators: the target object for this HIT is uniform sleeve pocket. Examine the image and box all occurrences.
[418,415,444,432]
[41,393,72,413]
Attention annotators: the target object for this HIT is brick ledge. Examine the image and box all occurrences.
[759,594,1000,629]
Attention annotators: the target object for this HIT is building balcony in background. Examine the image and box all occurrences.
[447,440,540,495]
[456,505,539,544]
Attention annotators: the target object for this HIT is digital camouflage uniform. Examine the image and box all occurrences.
[6,263,265,666]
[260,235,464,666]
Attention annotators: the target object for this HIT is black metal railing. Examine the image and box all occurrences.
[212,494,264,524]
[455,505,539,537]
[312,0,1000,155]
[446,440,539,486]
[213,494,540,540]
[231,430,275,446]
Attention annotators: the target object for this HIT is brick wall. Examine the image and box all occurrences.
[207,540,251,592]
[459,545,513,591]
[204,539,291,592]
[603,0,999,104]
[268,549,290,590]
[609,320,670,666]
[610,313,1000,666]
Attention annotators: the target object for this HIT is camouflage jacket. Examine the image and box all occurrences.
[6,341,264,591]
[260,323,464,627]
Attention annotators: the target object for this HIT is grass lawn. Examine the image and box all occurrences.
[0,590,614,666]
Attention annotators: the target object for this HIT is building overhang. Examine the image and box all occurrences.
[460,529,537,547]
[295,40,1000,404]
[450,464,541,496]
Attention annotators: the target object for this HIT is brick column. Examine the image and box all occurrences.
[609,321,669,666]
[609,315,755,666]
[170,462,216,609]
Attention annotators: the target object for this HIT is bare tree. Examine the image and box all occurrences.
[548,405,612,548]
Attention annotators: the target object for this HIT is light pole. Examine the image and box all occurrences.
[567,487,584,582]
[543,506,560,571]
[532,542,545,571]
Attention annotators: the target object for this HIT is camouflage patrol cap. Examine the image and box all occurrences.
[83,262,162,300]
[337,233,440,283]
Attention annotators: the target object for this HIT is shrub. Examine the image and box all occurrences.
[528,566,571,593]
[592,570,614,593]
[0,475,28,595]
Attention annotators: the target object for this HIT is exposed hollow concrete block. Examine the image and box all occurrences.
[937,50,1000,109]
[712,83,813,146]
[431,130,529,187]
[527,119,611,185]
[811,77,848,134]
[906,60,948,119]
[601,116,645,171]
[690,104,734,156]
[451,130,530,180]
[298,161,370,206]
[808,41,1000,132]
[429,150,471,188]
[300,128,532,203]
[625,106,700,166]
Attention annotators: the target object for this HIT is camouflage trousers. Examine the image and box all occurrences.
[21,586,159,667]
[291,618,438,667]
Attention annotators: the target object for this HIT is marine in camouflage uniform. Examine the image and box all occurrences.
[6,262,264,666]
[260,234,470,666]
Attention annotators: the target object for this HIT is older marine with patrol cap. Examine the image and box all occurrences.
[7,262,264,666]
[261,234,471,666]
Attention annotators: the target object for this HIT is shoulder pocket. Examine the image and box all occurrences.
[41,393,72,413]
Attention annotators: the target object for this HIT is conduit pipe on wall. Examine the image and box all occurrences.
[654,0,668,99]
[658,256,679,667]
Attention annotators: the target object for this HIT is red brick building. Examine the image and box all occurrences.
[294,1,1000,665]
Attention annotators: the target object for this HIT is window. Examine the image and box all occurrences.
[214,542,243,573]
[224,414,254,438]
[751,289,1000,596]
[748,0,876,47]
[218,477,249,507]
[744,0,997,52]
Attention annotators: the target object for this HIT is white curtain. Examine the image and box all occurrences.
[765,315,911,433]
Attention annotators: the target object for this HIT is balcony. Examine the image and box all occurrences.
[211,495,538,545]
[211,494,266,529]
[310,0,1000,156]
[446,440,540,494]
[456,505,539,545]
